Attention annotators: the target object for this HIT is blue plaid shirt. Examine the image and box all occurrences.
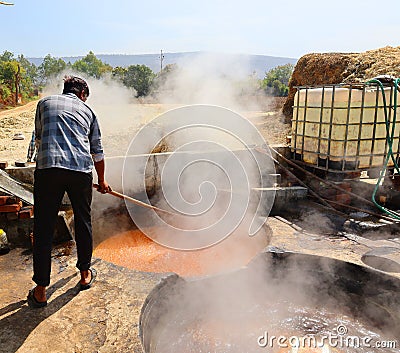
[35,93,104,172]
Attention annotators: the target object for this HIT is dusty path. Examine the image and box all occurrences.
[0,101,38,118]
[0,101,38,164]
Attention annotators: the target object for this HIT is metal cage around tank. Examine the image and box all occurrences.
[291,83,400,174]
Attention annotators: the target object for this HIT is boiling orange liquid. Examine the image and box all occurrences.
[94,227,268,277]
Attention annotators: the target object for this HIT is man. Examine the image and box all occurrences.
[27,76,111,308]
[26,130,37,162]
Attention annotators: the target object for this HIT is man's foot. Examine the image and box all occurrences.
[79,268,97,291]
[27,286,47,308]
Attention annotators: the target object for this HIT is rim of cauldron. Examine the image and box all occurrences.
[139,250,400,352]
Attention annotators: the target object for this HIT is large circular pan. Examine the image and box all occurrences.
[122,104,276,250]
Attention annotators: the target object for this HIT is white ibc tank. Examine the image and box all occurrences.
[291,85,400,170]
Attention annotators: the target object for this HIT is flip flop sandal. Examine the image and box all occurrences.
[79,268,97,291]
[27,288,47,308]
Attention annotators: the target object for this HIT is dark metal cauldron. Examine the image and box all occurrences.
[140,250,400,353]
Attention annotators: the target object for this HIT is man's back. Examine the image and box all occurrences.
[35,93,102,172]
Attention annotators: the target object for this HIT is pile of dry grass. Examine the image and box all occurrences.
[283,46,400,122]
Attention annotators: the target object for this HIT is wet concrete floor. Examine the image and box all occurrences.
[0,216,399,353]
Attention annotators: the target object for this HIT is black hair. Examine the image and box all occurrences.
[62,76,90,97]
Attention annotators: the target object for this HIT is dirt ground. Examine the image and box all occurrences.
[0,101,37,164]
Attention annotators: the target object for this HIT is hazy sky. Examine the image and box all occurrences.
[1,0,399,59]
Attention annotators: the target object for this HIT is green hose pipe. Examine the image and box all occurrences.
[366,78,400,219]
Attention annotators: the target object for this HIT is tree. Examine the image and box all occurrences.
[261,63,294,97]
[123,64,155,97]
[0,83,11,103]
[0,60,24,104]
[38,54,66,86]
[152,63,178,91]
[0,52,18,103]
[71,51,112,79]
[0,50,14,62]
[111,66,127,82]
[18,54,38,96]
[0,60,18,85]
[0,51,38,105]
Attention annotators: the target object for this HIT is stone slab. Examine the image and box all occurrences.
[0,247,169,353]
[0,169,33,205]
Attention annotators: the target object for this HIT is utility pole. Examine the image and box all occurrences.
[160,50,165,72]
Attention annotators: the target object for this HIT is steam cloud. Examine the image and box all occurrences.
[40,57,399,353]
[42,54,276,259]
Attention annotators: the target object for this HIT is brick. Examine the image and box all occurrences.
[19,206,34,219]
[6,196,19,205]
[0,201,22,213]
[0,196,12,206]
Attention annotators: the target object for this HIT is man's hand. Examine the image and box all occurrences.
[96,180,112,194]
[93,159,111,194]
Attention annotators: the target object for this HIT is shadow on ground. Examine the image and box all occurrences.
[0,274,78,353]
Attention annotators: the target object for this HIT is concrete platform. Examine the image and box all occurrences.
[0,247,168,353]
[1,214,399,352]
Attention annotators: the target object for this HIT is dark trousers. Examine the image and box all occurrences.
[33,168,93,287]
